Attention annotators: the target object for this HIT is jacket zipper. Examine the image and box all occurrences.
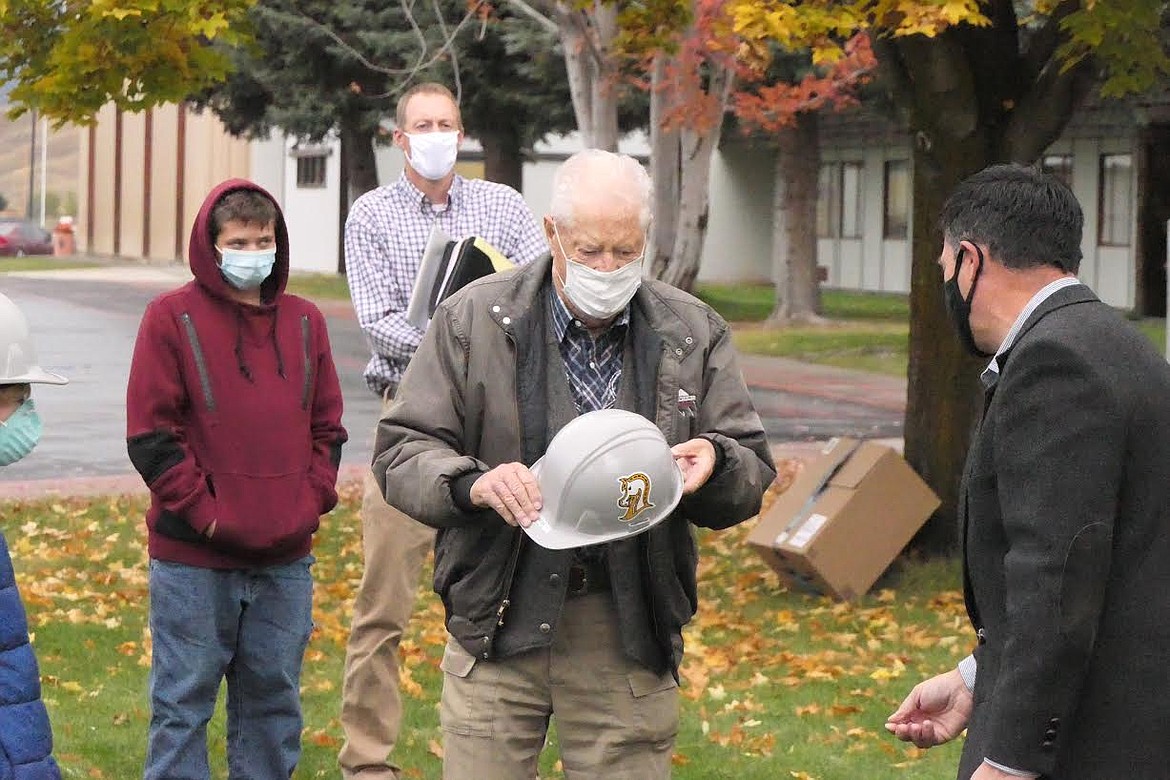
[484,530,524,659]
[300,315,312,410]
[179,313,216,411]
[483,331,526,658]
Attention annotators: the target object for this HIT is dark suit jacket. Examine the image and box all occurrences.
[958,284,1170,780]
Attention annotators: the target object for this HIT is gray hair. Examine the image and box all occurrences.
[548,149,653,230]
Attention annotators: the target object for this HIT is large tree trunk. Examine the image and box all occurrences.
[554,1,618,151]
[769,112,822,324]
[903,138,987,553]
[588,3,620,151]
[338,113,379,274]
[649,55,680,279]
[339,114,378,210]
[657,63,734,291]
[480,126,524,190]
[879,15,1093,553]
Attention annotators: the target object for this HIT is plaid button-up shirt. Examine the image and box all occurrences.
[549,286,629,414]
[344,173,548,394]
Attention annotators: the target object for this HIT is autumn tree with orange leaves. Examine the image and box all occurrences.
[733,33,877,323]
[728,0,1170,551]
[618,0,877,296]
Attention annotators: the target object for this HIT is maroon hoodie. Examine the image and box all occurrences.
[126,179,347,568]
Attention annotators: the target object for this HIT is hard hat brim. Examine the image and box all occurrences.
[522,458,685,550]
[4,366,68,385]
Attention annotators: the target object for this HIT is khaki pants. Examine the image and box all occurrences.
[339,397,437,779]
[439,593,679,780]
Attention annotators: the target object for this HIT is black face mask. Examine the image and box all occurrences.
[943,245,994,358]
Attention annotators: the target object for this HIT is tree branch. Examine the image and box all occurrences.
[292,1,484,92]
[872,35,917,126]
[1002,55,1095,162]
[504,0,558,34]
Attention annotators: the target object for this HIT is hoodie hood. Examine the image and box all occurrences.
[189,179,290,305]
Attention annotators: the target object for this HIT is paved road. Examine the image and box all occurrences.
[0,268,903,487]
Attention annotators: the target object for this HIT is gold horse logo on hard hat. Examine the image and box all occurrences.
[617,472,655,522]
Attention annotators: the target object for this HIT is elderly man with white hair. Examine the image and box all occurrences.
[371,148,775,778]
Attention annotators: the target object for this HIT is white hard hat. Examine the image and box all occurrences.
[0,293,68,385]
[524,408,684,550]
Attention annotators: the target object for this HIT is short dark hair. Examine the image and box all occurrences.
[210,190,277,244]
[939,163,1083,273]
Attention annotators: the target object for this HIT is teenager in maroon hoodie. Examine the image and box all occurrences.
[126,180,347,779]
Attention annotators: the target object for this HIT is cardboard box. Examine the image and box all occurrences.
[747,437,940,600]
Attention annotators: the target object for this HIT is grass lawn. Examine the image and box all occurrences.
[696,284,911,376]
[5,481,972,779]
[286,272,353,301]
[0,256,100,273]
[698,283,1169,373]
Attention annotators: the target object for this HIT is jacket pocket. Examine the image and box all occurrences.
[208,469,320,554]
[439,635,495,738]
[155,509,206,544]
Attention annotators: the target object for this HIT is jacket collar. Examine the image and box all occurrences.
[993,283,1098,376]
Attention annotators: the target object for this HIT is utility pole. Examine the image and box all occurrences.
[26,108,38,219]
[39,117,48,226]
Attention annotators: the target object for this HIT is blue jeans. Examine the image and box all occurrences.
[144,557,314,780]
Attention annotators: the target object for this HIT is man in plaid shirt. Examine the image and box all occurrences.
[339,82,546,780]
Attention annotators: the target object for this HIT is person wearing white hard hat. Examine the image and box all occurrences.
[372,148,776,778]
[0,292,65,778]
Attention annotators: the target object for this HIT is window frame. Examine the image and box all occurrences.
[1097,153,1133,247]
[296,154,328,189]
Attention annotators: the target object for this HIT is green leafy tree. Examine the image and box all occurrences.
[192,1,582,201]
[0,0,253,123]
[729,0,1170,550]
[191,0,454,207]
[453,9,578,189]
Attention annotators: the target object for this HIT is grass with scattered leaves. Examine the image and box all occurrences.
[5,473,974,779]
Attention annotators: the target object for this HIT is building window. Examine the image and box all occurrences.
[1041,154,1073,188]
[840,162,863,239]
[817,164,838,239]
[1098,153,1132,246]
[883,159,910,240]
[296,155,328,189]
[817,161,863,239]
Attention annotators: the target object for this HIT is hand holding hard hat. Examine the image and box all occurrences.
[469,409,717,549]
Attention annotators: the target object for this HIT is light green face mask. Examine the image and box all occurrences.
[0,398,42,466]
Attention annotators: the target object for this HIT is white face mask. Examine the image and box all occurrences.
[404,131,459,181]
[553,223,645,320]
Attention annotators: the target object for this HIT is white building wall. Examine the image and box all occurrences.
[698,143,774,284]
[281,137,341,273]
[248,137,287,210]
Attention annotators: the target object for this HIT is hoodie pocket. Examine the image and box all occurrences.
[208,469,321,554]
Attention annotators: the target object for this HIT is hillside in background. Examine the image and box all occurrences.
[0,109,81,223]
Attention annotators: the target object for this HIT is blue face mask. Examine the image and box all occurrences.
[217,247,277,290]
[0,398,42,466]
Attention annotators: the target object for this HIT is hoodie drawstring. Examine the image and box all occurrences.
[233,307,285,381]
[270,313,286,378]
[234,309,254,382]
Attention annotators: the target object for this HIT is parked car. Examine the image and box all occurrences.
[0,219,54,257]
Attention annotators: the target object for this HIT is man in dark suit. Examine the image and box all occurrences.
[885,163,1170,779]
